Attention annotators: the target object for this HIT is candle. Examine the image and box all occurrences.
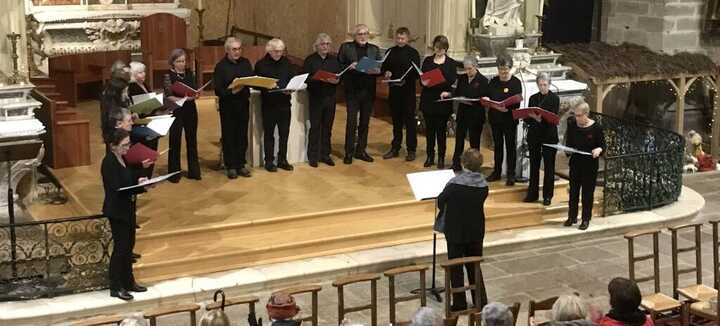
[471,0,476,19]
[539,0,545,17]
[197,0,203,10]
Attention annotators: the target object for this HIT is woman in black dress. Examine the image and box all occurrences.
[564,101,605,230]
[451,55,489,171]
[127,61,160,178]
[419,35,457,169]
[164,49,201,182]
[101,128,148,301]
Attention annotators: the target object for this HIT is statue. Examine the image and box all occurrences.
[685,130,717,172]
[26,14,47,77]
[482,0,524,36]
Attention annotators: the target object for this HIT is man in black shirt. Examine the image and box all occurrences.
[337,24,382,164]
[214,37,254,179]
[303,33,341,167]
[381,27,421,161]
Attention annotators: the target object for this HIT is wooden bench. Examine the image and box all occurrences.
[32,88,90,168]
[48,50,131,106]
[333,273,381,326]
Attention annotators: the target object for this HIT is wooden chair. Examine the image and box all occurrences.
[332,273,380,326]
[710,219,720,290]
[625,229,683,323]
[383,264,429,325]
[274,284,322,326]
[686,219,720,325]
[69,314,124,326]
[670,223,717,301]
[141,13,188,89]
[205,294,259,315]
[469,302,521,326]
[528,297,558,326]
[440,256,487,321]
[143,303,201,326]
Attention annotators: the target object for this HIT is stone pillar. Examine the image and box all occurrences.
[426,0,471,58]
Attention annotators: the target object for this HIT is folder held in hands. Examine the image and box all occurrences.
[312,70,339,82]
[479,94,523,110]
[512,107,560,125]
[124,142,158,166]
[129,92,164,115]
[228,76,279,90]
[420,68,446,87]
[170,80,211,97]
[269,73,309,93]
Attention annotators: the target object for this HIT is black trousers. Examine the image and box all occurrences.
[109,219,134,291]
[262,106,291,164]
[388,87,417,152]
[446,241,488,309]
[490,123,517,177]
[453,115,484,164]
[424,113,450,157]
[219,103,250,169]
[345,90,374,155]
[568,156,599,221]
[527,143,557,200]
[168,106,200,178]
[308,95,336,162]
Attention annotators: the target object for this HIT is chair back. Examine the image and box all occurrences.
[440,256,486,319]
[625,229,662,293]
[383,264,429,325]
[529,297,558,326]
[669,223,704,299]
[274,284,322,326]
[332,273,381,326]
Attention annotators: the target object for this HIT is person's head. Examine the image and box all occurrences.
[353,24,370,45]
[395,27,411,47]
[536,72,551,95]
[129,61,146,84]
[266,38,286,61]
[462,148,484,172]
[573,101,591,126]
[496,56,513,81]
[432,35,449,56]
[104,77,129,105]
[552,295,588,322]
[224,37,243,61]
[482,302,515,326]
[119,314,148,326]
[168,48,187,72]
[463,55,478,78]
[107,128,131,156]
[266,292,300,321]
[314,33,332,56]
[410,307,442,326]
[608,277,642,313]
[111,108,132,131]
[110,60,130,82]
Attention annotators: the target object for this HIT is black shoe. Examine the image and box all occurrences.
[423,156,435,167]
[343,155,352,164]
[486,172,501,182]
[383,149,399,160]
[309,161,318,168]
[132,253,141,259]
[543,198,552,206]
[128,283,147,292]
[320,157,335,166]
[265,162,277,172]
[110,289,134,301]
[579,220,590,230]
[563,218,577,227]
[237,167,251,177]
[354,151,374,162]
[189,175,202,181]
[226,168,238,179]
[168,176,181,183]
[437,158,445,169]
[277,161,294,171]
[406,151,416,161]
[506,176,515,186]
[523,196,538,203]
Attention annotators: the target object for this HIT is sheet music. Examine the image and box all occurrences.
[378,48,391,62]
[436,96,481,102]
[118,171,181,191]
[197,80,212,92]
[337,65,352,76]
[269,73,309,92]
[543,143,592,156]
[406,169,457,201]
[381,66,413,84]
[174,97,188,107]
[146,116,175,136]
[411,61,423,75]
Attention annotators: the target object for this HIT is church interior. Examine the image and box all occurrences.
[0,0,720,325]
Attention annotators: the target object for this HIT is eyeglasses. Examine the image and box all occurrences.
[319,42,331,46]
[356,32,369,36]
[230,47,242,51]
[119,142,131,148]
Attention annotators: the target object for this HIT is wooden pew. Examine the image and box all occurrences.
[32,89,91,168]
[48,50,131,106]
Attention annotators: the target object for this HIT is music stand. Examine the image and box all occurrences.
[0,139,43,278]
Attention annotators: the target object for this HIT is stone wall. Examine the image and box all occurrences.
[601,0,705,53]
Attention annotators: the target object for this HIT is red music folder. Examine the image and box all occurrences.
[311,70,338,82]
[512,107,560,125]
[170,80,211,97]
[480,94,523,110]
[123,143,158,166]
[420,68,446,88]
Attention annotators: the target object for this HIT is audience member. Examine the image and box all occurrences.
[549,295,596,326]
[482,302,515,326]
[594,278,652,326]
[410,306,443,326]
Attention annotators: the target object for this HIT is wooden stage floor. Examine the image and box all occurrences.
[37,97,570,282]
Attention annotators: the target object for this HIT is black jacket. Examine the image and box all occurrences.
[526,91,560,145]
[303,52,340,98]
[101,154,143,224]
[214,55,253,106]
[437,183,488,244]
[454,72,489,123]
[487,76,522,125]
[419,55,458,116]
[165,70,198,115]
[380,44,420,93]
[565,117,606,162]
[337,41,381,93]
[254,54,294,108]
[128,81,150,98]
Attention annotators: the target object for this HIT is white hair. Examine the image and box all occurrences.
[266,38,286,52]
[552,295,588,322]
[119,314,147,326]
[224,37,242,51]
[573,101,591,116]
[410,307,443,326]
[354,24,369,35]
[463,55,478,67]
[128,61,146,82]
[313,33,332,50]
[536,72,552,84]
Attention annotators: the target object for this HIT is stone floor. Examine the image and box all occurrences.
[120,171,719,326]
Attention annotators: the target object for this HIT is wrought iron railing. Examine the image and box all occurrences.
[0,215,112,301]
[593,112,685,216]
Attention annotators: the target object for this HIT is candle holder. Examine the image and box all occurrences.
[196,8,206,43]
[535,14,547,53]
[6,32,23,84]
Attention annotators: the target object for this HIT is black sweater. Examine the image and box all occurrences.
[254,54,294,108]
[437,183,488,244]
[214,56,253,105]
[380,44,420,92]
[565,118,606,158]
[303,52,340,98]
[101,154,144,224]
[526,91,560,144]
[419,55,458,116]
[487,76,523,125]
[454,72,489,122]
[165,70,198,114]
